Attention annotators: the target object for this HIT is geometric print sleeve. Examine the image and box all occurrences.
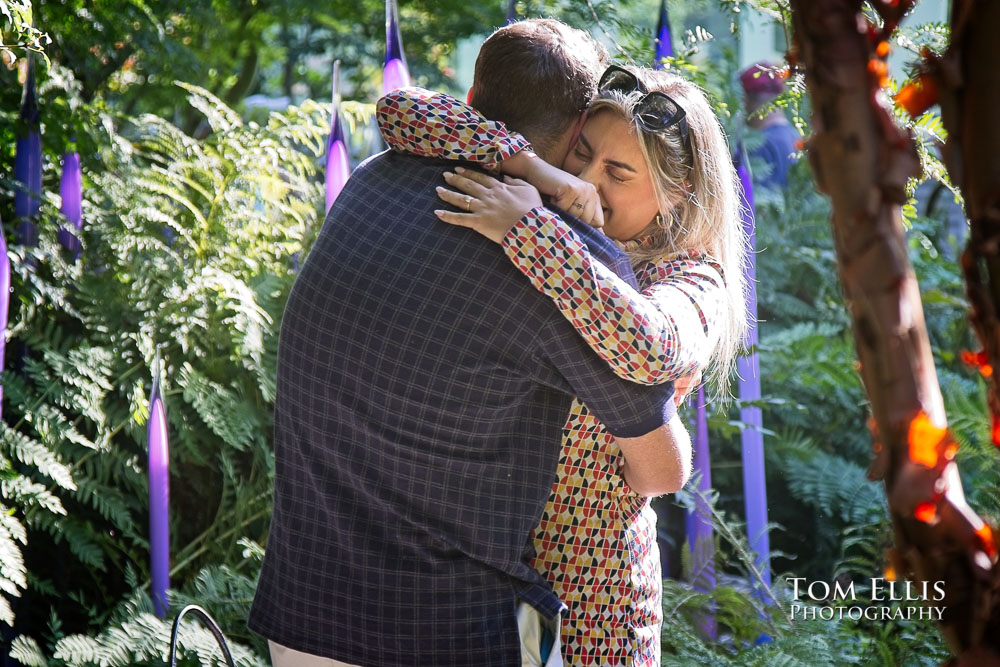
[502,208,726,386]
[376,87,531,171]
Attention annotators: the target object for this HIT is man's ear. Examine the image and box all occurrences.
[568,111,588,151]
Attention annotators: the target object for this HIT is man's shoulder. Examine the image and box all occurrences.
[322,151,462,229]
[350,150,460,188]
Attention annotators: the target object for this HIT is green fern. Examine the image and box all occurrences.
[47,565,267,666]
[0,81,326,650]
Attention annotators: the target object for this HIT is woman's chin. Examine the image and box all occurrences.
[602,223,623,241]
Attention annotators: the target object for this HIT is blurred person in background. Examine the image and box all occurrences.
[740,61,801,189]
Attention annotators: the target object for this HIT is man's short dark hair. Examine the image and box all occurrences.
[470,19,609,156]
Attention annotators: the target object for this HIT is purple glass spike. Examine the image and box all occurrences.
[15,57,41,248]
[686,387,717,638]
[58,150,83,259]
[0,216,9,417]
[507,0,518,24]
[147,361,170,618]
[654,0,674,68]
[383,0,411,93]
[734,145,772,598]
[326,61,351,213]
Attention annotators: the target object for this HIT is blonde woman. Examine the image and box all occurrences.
[378,64,748,666]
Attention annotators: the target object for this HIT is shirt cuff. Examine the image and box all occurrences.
[603,394,677,439]
[483,131,532,172]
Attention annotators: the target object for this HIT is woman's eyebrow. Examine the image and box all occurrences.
[606,158,638,174]
[578,132,638,174]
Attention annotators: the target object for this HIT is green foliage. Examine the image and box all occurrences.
[6,562,267,665]
[0,0,49,61]
[661,576,952,666]
[725,147,983,588]
[0,0,514,121]
[694,159,877,585]
[38,565,267,666]
[661,580,844,667]
[0,0,513,224]
[663,483,948,665]
[0,80,325,662]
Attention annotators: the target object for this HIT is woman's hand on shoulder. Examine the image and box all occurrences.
[434,167,543,244]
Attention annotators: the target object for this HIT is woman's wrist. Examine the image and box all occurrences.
[499,149,541,180]
[503,152,567,196]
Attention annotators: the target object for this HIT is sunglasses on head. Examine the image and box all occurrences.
[597,65,691,156]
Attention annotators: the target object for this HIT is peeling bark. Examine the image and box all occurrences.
[789,0,1000,661]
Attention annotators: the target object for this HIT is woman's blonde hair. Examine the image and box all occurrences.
[589,66,750,393]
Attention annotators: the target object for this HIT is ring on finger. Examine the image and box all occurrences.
[573,201,584,210]
[464,195,474,211]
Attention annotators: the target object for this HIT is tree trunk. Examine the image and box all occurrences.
[944,5,1000,434]
[789,0,1000,661]
[938,1,1000,658]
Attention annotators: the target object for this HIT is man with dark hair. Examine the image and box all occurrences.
[249,19,689,667]
[469,19,604,161]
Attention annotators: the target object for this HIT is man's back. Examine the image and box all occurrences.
[249,151,674,666]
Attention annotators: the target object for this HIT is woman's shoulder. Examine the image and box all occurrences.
[636,249,723,285]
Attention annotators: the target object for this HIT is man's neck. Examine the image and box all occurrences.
[526,116,583,168]
[528,135,561,167]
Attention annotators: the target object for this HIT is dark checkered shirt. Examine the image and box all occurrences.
[248,151,676,666]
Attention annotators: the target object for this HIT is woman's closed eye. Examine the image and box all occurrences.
[572,148,626,183]
[607,169,628,184]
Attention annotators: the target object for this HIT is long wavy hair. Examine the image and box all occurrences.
[589,66,750,392]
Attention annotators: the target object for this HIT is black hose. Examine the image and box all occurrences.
[168,605,237,667]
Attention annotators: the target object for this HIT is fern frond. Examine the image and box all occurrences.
[3,429,75,491]
[0,504,27,625]
[36,517,106,572]
[1,477,67,517]
[175,81,244,134]
[177,363,259,452]
[8,635,48,666]
[51,633,102,665]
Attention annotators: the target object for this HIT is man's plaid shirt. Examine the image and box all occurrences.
[248,151,675,666]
